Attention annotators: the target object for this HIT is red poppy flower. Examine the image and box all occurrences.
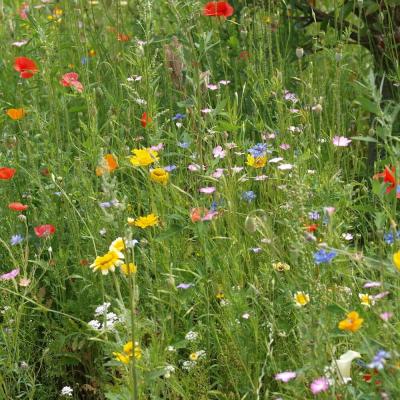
[34,224,56,238]
[14,57,39,79]
[140,112,152,128]
[8,202,28,211]
[60,72,84,93]
[203,1,234,17]
[373,166,400,198]
[0,167,16,180]
[306,224,318,232]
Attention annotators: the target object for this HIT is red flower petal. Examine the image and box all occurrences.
[8,202,28,211]
[203,2,234,17]
[140,112,152,128]
[14,57,38,79]
[0,167,16,180]
[34,224,56,238]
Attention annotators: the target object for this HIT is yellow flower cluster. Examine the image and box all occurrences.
[113,341,142,364]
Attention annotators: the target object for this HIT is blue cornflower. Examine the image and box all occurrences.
[10,234,23,246]
[164,165,177,172]
[242,191,256,202]
[368,350,390,370]
[308,211,320,220]
[384,231,395,244]
[313,249,336,264]
[81,56,89,65]
[172,113,186,120]
[248,143,268,158]
[178,141,190,149]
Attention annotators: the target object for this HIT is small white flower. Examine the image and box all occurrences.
[182,360,196,370]
[94,302,111,316]
[185,331,199,341]
[88,320,101,330]
[242,312,250,319]
[166,345,176,352]
[60,386,73,397]
[342,233,353,241]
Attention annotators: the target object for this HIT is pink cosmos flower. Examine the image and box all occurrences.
[323,206,335,216]
[188,164,201,172]
[372,291,390,300]
[199,187,216,194]
[19,3,29,19]
[213,145,226,158]
[0,268,20,280]
[201,108,212,114]
[279,143,290,150]
[60,72,84,93]
[212,168,224,178]
[380,312,393,322]
[310,377,329,394]
[332,136,352,147]
[275,371,297,382]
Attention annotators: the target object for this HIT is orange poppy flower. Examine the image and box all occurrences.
[96,154,118,176]
[6,108,25,120]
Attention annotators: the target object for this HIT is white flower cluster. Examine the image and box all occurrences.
[88,302,123,331]
[184,330,198,341]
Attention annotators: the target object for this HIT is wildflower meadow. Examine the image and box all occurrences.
[1,0,400,399]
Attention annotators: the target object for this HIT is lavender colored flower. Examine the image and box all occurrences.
[283,90,299,103]
[164,165,177,172]
[177,283,193,289]
[248,143,268,158]
[178,141,190,149]
[308,211,320,220]
[10,234,23,246]
[384,231,395,244]
[368,350,390,370]
[313,249,337,264]
[242,191,256,202]
[0,268,20,280]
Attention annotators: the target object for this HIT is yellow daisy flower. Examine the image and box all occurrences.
[150,167,169,184]
[90,250,124,275]
[130,148,159,167]
[129,213,159,229]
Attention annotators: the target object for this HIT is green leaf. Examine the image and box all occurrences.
[350,136,377,143]
[355,97,381,116]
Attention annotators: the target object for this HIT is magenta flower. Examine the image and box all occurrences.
[275,371,297,383]
[310,377,329,394]
[0,268,20,280]
[332,136,351,147]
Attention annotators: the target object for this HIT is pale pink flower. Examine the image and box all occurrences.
[280,143,290,150]
[380,312,393,322]
[201,108,212,114]
[12,40,28,47]
[225,142,237,149]
[150,143,164,152]
[332,136,352,147]
[363,281,382,288]
[188,164,201,172]
[213,145,226,159]
[19,278,31,287]
[372,291,390,300]
[207,84,218,91]
[231,166,244,173]
[199,187,216,194]
[212,168,224,178]
[324,206,335,216]
[275,371,297,383]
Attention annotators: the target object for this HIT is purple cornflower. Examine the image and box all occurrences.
[308,211,320,220]
[313,249,336,264]
[368,350,390,370]
[242,191,256,202]
[10,234,23,246]
[178,141,190,149]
